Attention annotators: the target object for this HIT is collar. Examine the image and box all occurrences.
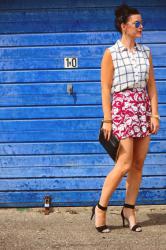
[116,39,142,52]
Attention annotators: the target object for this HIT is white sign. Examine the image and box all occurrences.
[64,57,78,68]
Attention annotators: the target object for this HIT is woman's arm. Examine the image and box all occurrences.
[147,51,159,116]
[101,48,114,120]
[147,50,160,134]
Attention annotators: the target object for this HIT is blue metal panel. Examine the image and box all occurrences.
[0,118,165,142]
[0,164,166,177]
[0,0,166,10]
[0,6,166,34]
[0,44,166,70]
[0,31,165,47]
[0,190,165,208]
[0,0,165,207]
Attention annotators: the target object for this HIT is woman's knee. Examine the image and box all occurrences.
[132,136,150,171]
[116,137,133,175]
[132,158,144,172]
[119,159,133,175]
[116,150,133,175]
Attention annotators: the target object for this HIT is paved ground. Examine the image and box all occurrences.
[0,205,165,250]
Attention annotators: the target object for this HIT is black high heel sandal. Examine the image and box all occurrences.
[121,203,142,232]
[90,201,111,233]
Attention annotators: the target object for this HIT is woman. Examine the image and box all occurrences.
[90,4,160,233]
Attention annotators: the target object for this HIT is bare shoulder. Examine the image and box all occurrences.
[101,47,115,90]
[106,48,113,58]
[101,48,114,68]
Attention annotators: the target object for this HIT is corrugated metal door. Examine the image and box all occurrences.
[0,0,165,207]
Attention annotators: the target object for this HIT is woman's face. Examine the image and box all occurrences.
[122,14,143,38]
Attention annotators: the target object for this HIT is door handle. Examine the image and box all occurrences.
[67,84,73,95]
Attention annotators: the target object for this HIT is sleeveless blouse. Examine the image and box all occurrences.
[108,39,151,94]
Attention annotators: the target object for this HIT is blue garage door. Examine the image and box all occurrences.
[0,0,165,207]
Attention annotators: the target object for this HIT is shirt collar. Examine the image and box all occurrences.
[116,39,142,52]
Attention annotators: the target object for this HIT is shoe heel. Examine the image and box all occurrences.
[121,209,126,227]
[90,206,95,220]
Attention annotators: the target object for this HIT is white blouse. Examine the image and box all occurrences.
[107,39,151,94]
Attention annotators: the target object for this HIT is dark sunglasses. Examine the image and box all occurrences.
[127,20,144,28]
[133,20,144,28]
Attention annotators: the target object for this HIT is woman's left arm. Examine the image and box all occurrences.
[147,51,160,134]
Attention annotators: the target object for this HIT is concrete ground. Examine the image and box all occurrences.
[0,205,165,250]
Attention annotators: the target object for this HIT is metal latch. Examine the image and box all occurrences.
[44,196,52,215]
[67,84,73,95]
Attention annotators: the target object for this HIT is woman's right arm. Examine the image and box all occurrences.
[101,48,114,120]
[100,48,114,140]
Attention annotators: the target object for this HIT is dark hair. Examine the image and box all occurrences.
[114,4,140,33]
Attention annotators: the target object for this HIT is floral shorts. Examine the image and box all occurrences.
[111,87,152,140]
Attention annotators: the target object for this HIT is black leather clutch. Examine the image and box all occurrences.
[98,120,120,162]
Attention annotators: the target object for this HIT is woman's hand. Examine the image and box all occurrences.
[102,122,112,141]
[150,117,160,134]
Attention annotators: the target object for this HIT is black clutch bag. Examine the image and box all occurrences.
[98,120,120,162]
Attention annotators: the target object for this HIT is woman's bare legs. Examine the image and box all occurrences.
[122,135,151,228]
[95,137,134,227]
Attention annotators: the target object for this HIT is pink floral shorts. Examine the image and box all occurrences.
[111,87,152,140]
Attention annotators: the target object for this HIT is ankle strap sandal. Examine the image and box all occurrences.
[121,203,142,232]
[97,201,107,211]
[90,201,111,233]
[124,203,135,209]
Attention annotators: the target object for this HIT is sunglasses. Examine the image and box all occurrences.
[128,20,145,28]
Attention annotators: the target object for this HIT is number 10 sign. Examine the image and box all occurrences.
[64,57,78,68]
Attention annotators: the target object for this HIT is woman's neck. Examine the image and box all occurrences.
[120,36,136,52]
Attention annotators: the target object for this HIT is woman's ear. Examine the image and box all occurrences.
[121,23,126,34]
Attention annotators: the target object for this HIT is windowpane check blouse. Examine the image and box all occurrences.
[108,39,151,94]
